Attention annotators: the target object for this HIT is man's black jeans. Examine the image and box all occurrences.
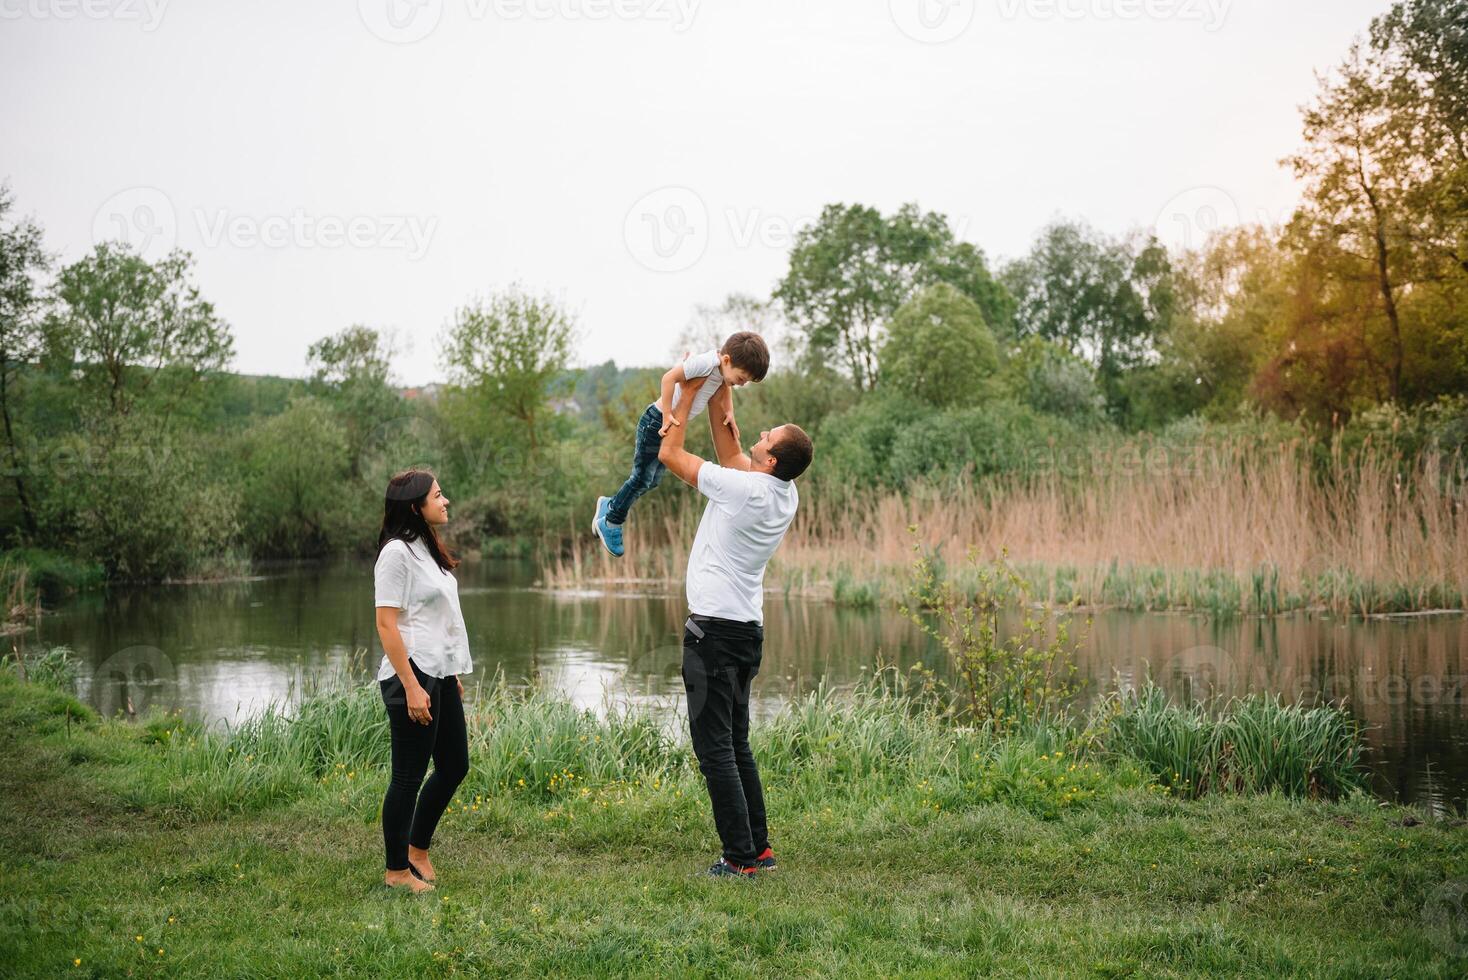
[681,614,769,868]
[379,658,469,871]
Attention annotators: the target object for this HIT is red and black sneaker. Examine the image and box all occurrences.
[754,847,778,872]
[705,858,758,879]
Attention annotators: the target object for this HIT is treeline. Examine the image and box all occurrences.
[0,0,1463,586]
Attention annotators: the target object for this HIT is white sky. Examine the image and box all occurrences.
[2,0,1389,385]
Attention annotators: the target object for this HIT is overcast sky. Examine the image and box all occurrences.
[2,0,1390,385]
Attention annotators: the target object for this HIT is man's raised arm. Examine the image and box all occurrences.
[656,401,707,489]
[706,384,752,472]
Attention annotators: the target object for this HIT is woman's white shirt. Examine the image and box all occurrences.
[374,537,473,681]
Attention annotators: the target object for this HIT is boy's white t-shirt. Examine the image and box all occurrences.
[652,348,723,421]
[686,461,799,625]
[374,537,473,681]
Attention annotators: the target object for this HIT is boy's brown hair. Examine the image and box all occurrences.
[721,331,770,381]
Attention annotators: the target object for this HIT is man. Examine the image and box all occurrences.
[657,382,814,877]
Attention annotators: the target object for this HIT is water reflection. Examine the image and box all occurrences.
[29,560,1468,810]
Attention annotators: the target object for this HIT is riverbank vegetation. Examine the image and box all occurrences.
[0,0,1464,616]
[4,646,1463,975]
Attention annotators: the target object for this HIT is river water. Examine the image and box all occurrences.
[28,560,1468,812]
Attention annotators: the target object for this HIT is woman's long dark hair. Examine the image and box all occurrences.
[377,468,459,573]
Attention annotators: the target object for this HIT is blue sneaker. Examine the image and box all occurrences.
[592,496,624,558]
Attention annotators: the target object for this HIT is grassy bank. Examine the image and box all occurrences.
[3,658,1466,977]
[548,445,1467,617]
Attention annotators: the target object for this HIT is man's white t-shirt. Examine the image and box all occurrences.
[651,348,723,422]
[374,537,473,681]
[687,461,799,624]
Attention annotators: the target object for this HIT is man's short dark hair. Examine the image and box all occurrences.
[770,424,812,482]
[721,331,769,382]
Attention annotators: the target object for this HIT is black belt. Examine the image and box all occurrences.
[685,612,761,638]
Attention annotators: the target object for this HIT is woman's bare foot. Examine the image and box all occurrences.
[408,845,436,882]
[384,868,433,893]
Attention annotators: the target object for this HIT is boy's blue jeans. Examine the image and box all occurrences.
[607,403,666,525]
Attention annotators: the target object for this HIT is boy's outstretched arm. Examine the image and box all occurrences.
[657,363,707,437]
[706,384,751,472]
[657,402,705,488]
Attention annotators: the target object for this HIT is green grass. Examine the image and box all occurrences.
[0,548,105,605]
[3,666,1466,977]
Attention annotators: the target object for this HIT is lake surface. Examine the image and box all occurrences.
[26,560,1468,812]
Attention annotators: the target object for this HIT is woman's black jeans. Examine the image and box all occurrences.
[681,614,769,868]
[379,658,469,871]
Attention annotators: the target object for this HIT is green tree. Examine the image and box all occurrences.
[47,243,233,417]
[239,396,355,558]
[306,324,401,474]
[775,203,1012,391]
[0,184,49,537]
[1002,336,1106,426]
[40,414,240,580]
[439,286,576,451]
[1002,220,1176,421]
[879,283,1000,408]
[1369,0,1468,281]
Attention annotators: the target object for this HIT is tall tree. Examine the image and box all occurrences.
[1002,220,1175,419]
[0,185,49,536]
[775,203,1012,391]
[1370,0,1468,279]
[48,243,233,417]
[879,283,1000,408]
[439,286,576,451]
[306,324,401,473]
[1282,0,1468,410]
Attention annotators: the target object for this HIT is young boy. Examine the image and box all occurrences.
[593,331,769,557]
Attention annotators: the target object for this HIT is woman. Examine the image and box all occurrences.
[374,468,472,894]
